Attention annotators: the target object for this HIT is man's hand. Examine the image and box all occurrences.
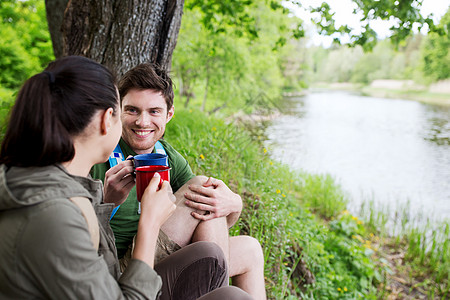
[103,159,135,207]
[184,177,242,227]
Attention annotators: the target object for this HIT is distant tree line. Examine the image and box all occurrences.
[306,8,450,85]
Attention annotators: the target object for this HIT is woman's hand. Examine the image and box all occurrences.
[140,173,176,227]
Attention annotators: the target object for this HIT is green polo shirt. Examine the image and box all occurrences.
[91,138,195,258]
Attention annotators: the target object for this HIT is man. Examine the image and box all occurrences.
[91,63,266,299]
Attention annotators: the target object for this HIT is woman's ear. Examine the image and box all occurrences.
[100,108,114,135]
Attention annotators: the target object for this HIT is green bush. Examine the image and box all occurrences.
[0,0,54,90]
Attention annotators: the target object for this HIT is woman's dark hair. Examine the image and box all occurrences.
[118,63,174,112]
[0,56,118,167]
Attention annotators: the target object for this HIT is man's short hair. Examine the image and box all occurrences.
[118,63,174,111]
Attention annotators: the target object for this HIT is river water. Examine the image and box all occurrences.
[265,90,450,223]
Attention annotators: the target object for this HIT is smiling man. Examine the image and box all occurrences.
[91,63,266,299]
[121,89,173,154]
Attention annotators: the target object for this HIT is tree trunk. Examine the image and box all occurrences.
[46,0,184,75]
[45,0,69,58]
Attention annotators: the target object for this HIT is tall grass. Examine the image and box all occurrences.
[359,199,450,297]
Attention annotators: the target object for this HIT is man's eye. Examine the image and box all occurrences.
[151,110,160,114]
[127,108,137,113]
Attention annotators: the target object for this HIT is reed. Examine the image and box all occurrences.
[357,199,450,297]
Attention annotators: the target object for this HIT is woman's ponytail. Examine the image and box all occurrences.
[0,56,117,167]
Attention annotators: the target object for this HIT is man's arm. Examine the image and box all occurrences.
[183,177,243,228]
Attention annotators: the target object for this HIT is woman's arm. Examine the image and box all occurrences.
[133,174,176,267]
[19,195,166,299]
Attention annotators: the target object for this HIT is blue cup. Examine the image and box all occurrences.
[128,153,168,168]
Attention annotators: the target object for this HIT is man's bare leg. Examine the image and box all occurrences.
[160,176,266,299]
[229,236,266,300]
[191,216,230,263]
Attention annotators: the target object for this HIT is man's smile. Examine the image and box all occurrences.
[132,129,155,137]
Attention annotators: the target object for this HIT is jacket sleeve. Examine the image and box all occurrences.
[18,200,161,300]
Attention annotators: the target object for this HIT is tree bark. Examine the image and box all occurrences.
[45,0,69,58]
[46,0,184,76]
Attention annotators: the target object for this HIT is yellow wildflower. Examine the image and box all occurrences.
[269,161,273,166]
[263,148,267,154]
[199,154,205,160]
[276,189,281,194]
[344,287,348,292]
[282,194,286,197]
[212,127,217,131]
[337,287,342,292]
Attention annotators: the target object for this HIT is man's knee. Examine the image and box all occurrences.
[245,236,264,261]
[233,236,264,264]
[173,175,208,204]
[184,175,209,187]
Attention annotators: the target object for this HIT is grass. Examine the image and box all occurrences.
[359,200,450,298]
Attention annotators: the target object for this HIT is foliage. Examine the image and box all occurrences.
[173,0,294,115]
[186,0,304,42]
[308,0,435,50]
[0,88,14,141]
[0,0,53,90]
[421,9,450,81]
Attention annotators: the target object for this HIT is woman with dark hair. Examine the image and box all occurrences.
[0,56,252,299]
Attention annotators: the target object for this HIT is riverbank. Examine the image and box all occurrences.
[166,108,379,298]
[311,81,450,106]
[165,107,449,299]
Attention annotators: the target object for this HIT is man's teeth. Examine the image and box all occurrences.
[136,131,152,136]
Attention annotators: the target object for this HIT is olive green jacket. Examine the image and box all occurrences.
[0,164,161,299]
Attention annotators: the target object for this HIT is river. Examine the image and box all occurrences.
[265,90,450,223]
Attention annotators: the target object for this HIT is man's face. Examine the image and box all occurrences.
[121,89,174,154]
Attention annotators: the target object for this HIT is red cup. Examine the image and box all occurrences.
[135,165,171,202]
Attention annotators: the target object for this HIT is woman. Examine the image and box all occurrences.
[0,56,252,299]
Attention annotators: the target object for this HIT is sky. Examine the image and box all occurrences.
[284,0,450,47]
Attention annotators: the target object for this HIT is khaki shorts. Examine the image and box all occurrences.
[119,230,181,272]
